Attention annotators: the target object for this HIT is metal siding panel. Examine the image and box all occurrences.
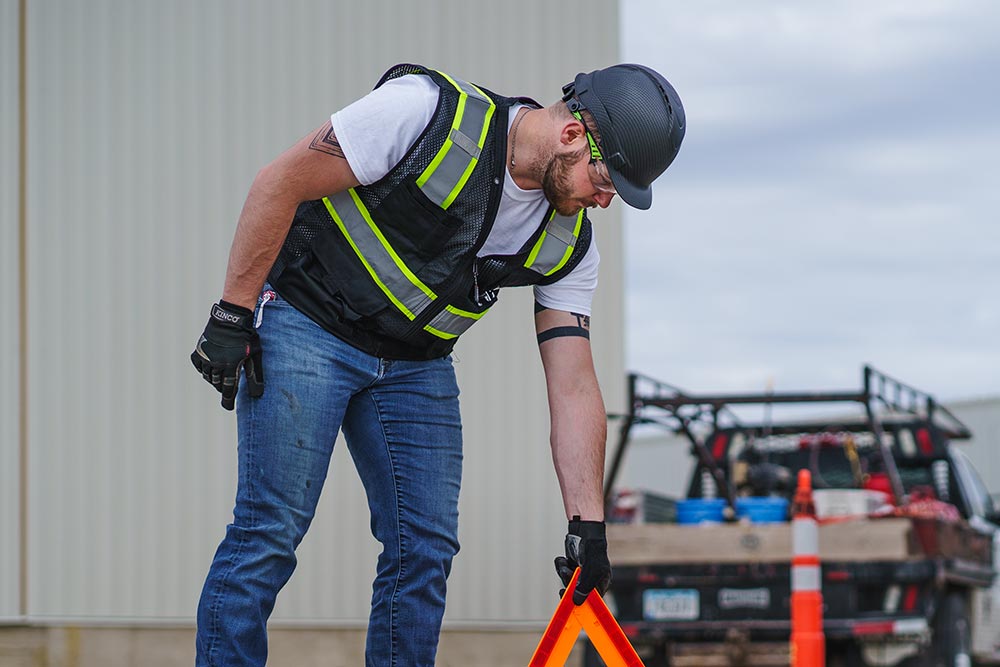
[25,0,621,624]
[947,398,1000,493]
[26,0,273,620]
[1,0,22,623]
[28,0,106,619]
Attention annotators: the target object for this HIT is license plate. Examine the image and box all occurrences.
[718,587,771,610]
[643,589,699,620]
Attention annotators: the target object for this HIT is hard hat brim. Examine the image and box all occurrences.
[607,166,652,210]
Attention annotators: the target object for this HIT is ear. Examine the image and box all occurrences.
[558,117,587,148]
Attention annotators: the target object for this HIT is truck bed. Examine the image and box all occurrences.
[608,516,992,568]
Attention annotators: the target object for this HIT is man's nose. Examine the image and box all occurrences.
[593,191,615,209]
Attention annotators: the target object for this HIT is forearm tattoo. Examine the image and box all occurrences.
[308,122,345,158]
[536,309,591,345]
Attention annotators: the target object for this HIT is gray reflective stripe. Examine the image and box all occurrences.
[323,190,437,320]
[324,190,489,341]
[449,127,481,158]
[416,73,495,210]
[546,216,578,245]
[524,210,584,276]
[423,304,488,339]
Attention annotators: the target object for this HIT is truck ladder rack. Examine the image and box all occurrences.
[604,365,972,507]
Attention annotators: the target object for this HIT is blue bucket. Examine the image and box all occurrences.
[676,498,727,524]
[735,497,788,523]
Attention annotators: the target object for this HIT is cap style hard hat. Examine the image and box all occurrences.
[562,64,685,210]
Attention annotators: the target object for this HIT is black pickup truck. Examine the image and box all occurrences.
[590,366,1000,667]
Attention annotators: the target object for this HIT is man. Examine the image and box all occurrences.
[191,62,684,666]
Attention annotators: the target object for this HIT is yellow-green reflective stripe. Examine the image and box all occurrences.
[323,195,417,319]
[523,211,554,268]
[524,209,583,275]
[443,84,495,209]
[416,72,495,210]
[323,191,439,322]
[423,302,490,339]
[423,324,458,340]
[416,85,467,190]
[470,84,493,147]
[347,189,438,301]
[544,211,584,276]
[445,304,486,320]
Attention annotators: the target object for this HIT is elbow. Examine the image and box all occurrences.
[249,162,302,210]
[252,163,281,192]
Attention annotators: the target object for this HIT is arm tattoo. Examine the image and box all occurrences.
[308,122,345,158]
[536,312,592,345]
[537,326,590,344]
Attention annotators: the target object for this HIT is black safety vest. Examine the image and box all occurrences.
[269,64,593,360]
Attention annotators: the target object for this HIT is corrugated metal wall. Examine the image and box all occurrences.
[949,398,1000,488]
[1,0,22,624]
[15,0,622,625]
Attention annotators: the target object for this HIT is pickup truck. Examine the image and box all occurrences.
[590,366,1000,667]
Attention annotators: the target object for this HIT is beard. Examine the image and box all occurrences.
[541,148,587,216]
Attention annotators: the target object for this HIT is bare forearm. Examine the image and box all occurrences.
[221,167,298,309]
[535,307,607,520]
[548,372,607,521]
[218,121,358,309]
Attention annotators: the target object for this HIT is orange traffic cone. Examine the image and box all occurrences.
[790,469,824,667]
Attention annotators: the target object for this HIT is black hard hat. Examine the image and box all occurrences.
[562,64,685,210]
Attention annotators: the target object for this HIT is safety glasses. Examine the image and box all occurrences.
[589,159,616,195]
[572,110,617,195]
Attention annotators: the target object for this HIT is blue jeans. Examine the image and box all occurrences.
[196,289,463,667]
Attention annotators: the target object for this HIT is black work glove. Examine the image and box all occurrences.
[190,300,265,410]
[554,516,612,605]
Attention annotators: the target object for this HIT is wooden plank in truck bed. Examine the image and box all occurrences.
[609,516,995,566]
[608,518,918,565]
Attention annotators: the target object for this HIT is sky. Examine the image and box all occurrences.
[619,0,1000,403]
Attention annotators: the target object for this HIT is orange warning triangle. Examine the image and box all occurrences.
[528,568,645,667]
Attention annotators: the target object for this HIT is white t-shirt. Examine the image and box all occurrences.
[331,74,599,315]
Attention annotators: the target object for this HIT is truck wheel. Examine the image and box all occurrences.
[928,591,972,667]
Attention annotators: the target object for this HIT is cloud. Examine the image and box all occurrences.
[621,1,1000,401]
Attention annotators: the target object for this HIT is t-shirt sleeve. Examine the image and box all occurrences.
[330,74,439,186]
[532,236,600,316]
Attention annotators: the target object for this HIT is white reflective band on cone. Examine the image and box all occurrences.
[792,518,818,554]
[792,564,821,592]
